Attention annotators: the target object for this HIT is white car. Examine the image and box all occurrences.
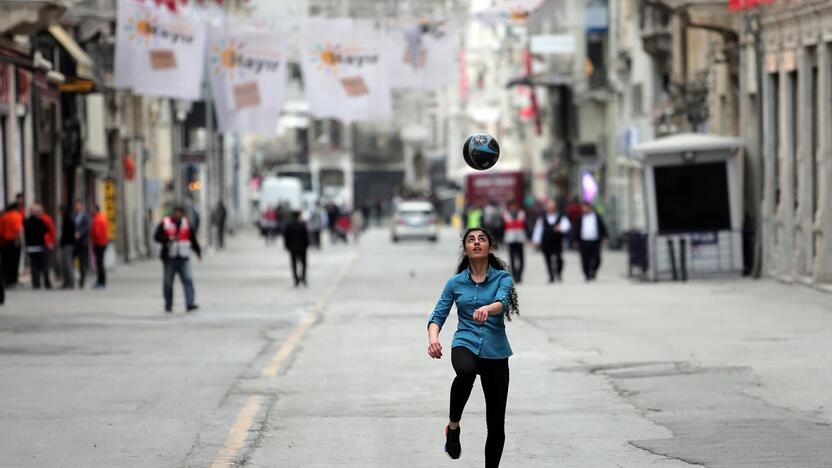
[392,201,439,242]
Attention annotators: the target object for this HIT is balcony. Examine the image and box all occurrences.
[640,6,672,60]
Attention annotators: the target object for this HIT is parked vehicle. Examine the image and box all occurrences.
[258,177,303,234]
[391,200,439,243]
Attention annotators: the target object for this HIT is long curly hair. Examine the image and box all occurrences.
[456,227,520,321]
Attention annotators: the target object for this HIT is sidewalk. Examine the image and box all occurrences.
[0,231,357,468]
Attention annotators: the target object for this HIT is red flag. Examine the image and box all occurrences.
[523,49,541,135]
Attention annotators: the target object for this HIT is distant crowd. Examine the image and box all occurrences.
[258,199,386,247]
[0,194,110,305]
[463,196,609,284]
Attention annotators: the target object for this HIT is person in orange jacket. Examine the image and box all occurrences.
[1,202,24,287]
[90,205,109,289]
[41,209,56,280]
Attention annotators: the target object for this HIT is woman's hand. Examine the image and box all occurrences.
[473,306,490,324]
[428,340,443,359]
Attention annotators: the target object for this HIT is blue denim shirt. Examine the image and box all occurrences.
[428,266,513,359]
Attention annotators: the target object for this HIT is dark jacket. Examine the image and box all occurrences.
[573,211,608,243]
[153,217,202,260]
[540,213,566,251]
[283,219,310,253]
[24,216,47,248]
[60,211,76,247]
[73,211,91,247]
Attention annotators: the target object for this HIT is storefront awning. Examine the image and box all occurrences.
[47,24,94,81]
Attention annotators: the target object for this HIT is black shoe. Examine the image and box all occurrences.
[445,425,461,459]
[165,306,172,313]
[186,304,199,312]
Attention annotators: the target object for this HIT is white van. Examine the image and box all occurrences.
[259,176,303,216]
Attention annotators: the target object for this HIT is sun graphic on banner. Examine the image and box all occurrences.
[126,13,156,45]
[211,38,244,80]
[310,43,341,75]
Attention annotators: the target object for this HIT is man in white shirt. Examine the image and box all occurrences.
[532,200,571,283]
[573,201,608,281]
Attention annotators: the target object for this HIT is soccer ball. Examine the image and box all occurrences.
[463,133,500,171]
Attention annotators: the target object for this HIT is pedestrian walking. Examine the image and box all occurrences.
[427,227,519,467]
[154,205,201,313]
[91,205,109,289]
[24,204,52,289]
[335,213,350,243]
[72,200,91,289]
[350,208,364,243]
[466,203,483,230]
[325,202,341,243]
[0,203,24,287]
[283,211,310,287]
[502,200,526,283]
[565,196,581,250]
[41,208,56,279]
[483,200,503,247]
[306,203,324,249]
[531,200,571,283]
[573,201,608,281]
[59,205,76,288]
[212,200,227,249]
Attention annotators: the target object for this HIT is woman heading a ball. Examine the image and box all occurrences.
[427,227,519,467]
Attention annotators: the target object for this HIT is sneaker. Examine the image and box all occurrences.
[186,304,199,312]
[444,425,461,459]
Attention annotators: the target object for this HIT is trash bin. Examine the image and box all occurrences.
[626,231,648,278]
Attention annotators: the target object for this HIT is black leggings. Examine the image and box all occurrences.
[450,346,509,468]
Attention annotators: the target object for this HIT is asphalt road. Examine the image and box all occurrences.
[1,227,830,467]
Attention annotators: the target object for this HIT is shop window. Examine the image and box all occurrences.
[654,162,731,234]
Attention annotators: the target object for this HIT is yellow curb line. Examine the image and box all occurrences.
[209,251,359,467]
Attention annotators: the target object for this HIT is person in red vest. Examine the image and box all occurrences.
[153,205,201,313]
[90,205,109,289]
[502,199,526,283]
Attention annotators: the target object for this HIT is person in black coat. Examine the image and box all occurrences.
[283,211,310,287]
[573,201,609,281]
[24,204,52,289]
[72,200,91,288]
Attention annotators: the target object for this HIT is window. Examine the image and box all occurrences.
[788,70,798,210]
[654,162,731,234]
[769,72,780,207]
[810,50,819,228]
[586,35,607,89]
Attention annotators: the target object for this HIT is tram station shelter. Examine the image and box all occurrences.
[632,133,746,281]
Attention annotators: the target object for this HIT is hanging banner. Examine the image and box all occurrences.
[114,0,207,100]
[474,0,545,26]
[208,20,288,134]
[387,22,457,91]
[299,19,392,121]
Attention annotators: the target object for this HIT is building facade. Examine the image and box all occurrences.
[746,0,832,286]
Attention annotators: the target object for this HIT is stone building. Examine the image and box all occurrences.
[741,0,832,287]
